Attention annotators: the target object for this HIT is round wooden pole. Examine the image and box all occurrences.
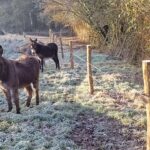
[49,29,51,42]
[69,41,74,69]
[59,36,64,59]
[87,45,94,94]
[55,34,57,43]
[52,33,55,43]
[142,60,150,150]
[59,31,64,59]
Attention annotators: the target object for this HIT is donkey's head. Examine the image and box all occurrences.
[30,38,38,50]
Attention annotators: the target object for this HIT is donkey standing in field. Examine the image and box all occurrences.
[0,55,40,114]
[30,38,60,72]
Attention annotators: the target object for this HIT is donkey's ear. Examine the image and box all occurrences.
[29,38,33,42]
[35,38,37,42]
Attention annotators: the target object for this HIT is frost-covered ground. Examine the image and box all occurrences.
[0,34,146,150]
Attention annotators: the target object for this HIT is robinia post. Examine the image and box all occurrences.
[87,45,94,94]
[142,60,150,150]
[59,33,64,59]
[69,41,74,69]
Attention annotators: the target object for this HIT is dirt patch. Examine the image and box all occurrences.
[70,112,145,150]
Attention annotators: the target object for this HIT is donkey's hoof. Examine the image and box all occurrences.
[16,111,21,114]
[36,102,39,105]
[16,108,21,114]
[7,107,12,112]
[26,103,30,107]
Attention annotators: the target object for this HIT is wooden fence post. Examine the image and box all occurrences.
[49,29,51,42]
[59,36,64,59]
[54,34,57,43]
[87,45,94,94]
[142,60,150,150]
[69,41,74,69]
[52,33,55,42]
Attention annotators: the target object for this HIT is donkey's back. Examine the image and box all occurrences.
[15,56,40,87]
[40,43,58,58]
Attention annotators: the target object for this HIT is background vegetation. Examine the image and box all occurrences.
[0,0,150,63]
[0,0,47,33]
[43,0,150,63]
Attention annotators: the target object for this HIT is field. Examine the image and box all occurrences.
[0,34,146,150]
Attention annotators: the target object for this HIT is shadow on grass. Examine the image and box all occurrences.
[25,83,145,150]
[33,52,146,150]
[0,100,145,150]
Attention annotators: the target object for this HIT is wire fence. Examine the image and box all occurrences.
[20,32,113,95]
[74,55,102,85]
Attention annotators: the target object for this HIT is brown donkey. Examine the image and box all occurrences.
[0,55,40,114]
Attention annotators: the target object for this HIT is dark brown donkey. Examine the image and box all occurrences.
[30,38,60,72]
[0,55,40,114]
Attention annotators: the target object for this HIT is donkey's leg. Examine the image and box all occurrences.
[3,89,12,112]
[53,57,60,70]
[55,53,60,69]
[52,57,57,69]
[12,89,20,114]
[41,58,44,72]
[33,80,39,105]
[56,57,60,70]
[25,85,33,107]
